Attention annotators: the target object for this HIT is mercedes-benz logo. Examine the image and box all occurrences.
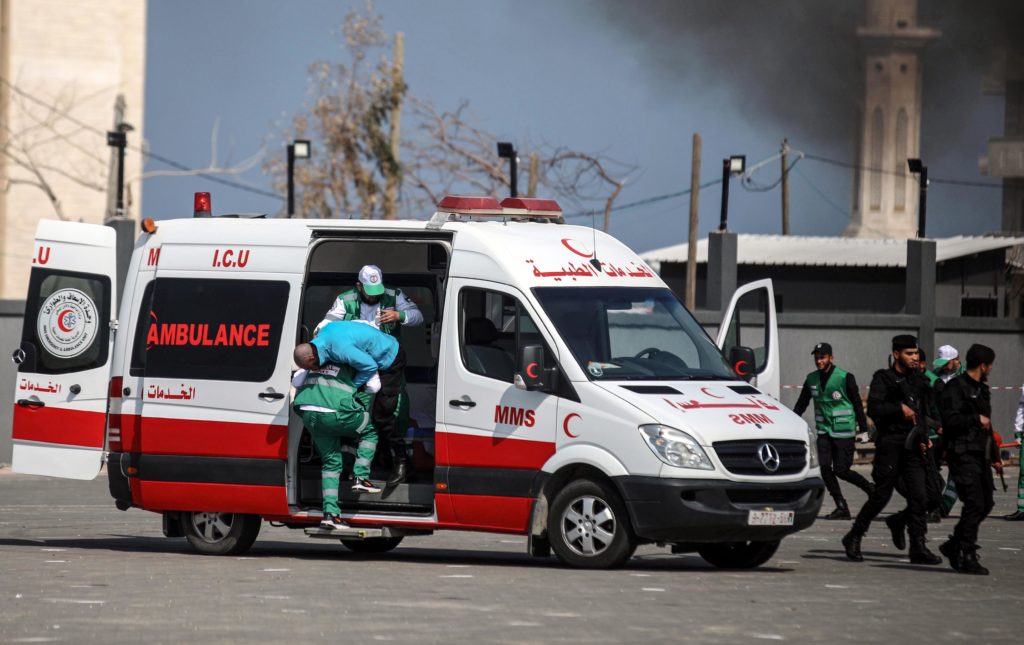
[757,442,781,473]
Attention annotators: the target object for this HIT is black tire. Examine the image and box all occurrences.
[697,540,780,569]
[548,479,636,569]
[182,511,261,556]
[340,536,404,554]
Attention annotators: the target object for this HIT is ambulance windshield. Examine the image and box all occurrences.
[534,287,735,381]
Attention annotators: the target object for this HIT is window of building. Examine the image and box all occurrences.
[870,107,884,211]
[894,109,908,211]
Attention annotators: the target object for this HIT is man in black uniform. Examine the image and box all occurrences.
[792,342,874,519]
[841,335,942,565]
[938,344,999,575]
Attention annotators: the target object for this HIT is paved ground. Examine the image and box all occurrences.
[0,466,1021,644]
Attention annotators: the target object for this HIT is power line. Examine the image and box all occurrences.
[0,77,282,201]
[563,178,723,219]
[801,152,1004,189]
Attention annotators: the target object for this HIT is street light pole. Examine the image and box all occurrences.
[718,155,746,232]
[497,142,518,198]
[287,140,311,218]
[106,122,133,217]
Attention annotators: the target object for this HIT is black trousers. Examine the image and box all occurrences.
[817,435,873,504]
[948,452,994,548]
[371,347,407,458]
[853,432,929,540]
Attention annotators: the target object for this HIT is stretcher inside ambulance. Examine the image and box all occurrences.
[10,195,823,569]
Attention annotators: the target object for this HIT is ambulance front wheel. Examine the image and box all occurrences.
[183,511,261,556]
[549,479,637,569]
[697,540,780,569]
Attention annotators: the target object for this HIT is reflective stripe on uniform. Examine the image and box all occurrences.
[303,376,356,393]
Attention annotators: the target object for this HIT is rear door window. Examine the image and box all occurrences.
[19,269,111,374]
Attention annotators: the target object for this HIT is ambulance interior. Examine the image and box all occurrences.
[289,237,450,515]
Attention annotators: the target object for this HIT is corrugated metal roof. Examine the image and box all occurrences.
[640,234,1024,268]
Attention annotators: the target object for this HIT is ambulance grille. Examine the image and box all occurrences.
[712,439,806,476]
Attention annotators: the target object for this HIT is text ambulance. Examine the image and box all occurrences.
[10,194,823,569]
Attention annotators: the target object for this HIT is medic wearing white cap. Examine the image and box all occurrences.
[322,264,423,338]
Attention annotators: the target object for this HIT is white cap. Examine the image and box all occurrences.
[358,264,385,296]
[933,344,958,368]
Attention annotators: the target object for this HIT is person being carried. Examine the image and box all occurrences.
[291,355,382,531]
[792,342,874,520]
[294,320,409,486]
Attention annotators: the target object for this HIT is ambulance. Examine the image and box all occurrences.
[10,194,823,569]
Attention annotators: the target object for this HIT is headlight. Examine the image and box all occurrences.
[640,425,714,470]
[806,425,819,468]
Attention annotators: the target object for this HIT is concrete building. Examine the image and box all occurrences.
[846,0,939,239]
[979,48,1024,234]
[0,0,146,299]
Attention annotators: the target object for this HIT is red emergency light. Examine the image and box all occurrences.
[436,195,504,215]
[500,197,562,217]
[194,192,212,218]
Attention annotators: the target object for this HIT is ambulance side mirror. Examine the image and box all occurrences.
[517,344,548,391]
[728,346,756,382]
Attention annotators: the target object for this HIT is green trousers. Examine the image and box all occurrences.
[301,409,378,516]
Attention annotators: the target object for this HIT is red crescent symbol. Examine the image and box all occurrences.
[561,238,594,258]
[563,413,581,438]
[734,360,750,375]
[56,309,74,333]
[700,386,724,399]
[526,362,540,379]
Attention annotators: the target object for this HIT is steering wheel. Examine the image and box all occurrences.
[634,347,662,360]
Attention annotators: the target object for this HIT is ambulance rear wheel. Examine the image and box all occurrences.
[697,540,780,569]
[549,479,636,569]
[340,537,404,554]
[183,511,261,556]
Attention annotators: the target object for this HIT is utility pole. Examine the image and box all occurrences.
[780,138,790,235]
[105,94,133,220]
[686,133,702,310]
[527,153,539,197]
[383,32,404,219]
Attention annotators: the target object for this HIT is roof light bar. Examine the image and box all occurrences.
[436,195,504,215]
[194,192,212,218]
[499,197,562,217]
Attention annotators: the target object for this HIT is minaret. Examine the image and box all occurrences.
[846,0,939,239]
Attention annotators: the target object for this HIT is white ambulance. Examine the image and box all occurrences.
[10,194,823,569]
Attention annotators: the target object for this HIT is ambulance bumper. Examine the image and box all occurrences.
[615,475,825,543]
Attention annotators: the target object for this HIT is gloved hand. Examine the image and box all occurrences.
[365,373,381,394]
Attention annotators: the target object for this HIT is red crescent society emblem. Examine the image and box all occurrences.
[526,362,540,379]
[561,238,594,258]
[700,387,724,399]
[563,413,581,438]
[56,309,75,333]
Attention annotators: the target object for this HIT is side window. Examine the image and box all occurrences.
[722,289,770,373]
[459,288,552,383]
[19,268,111,374]
[142,278,289,382]
[128,282,156,376]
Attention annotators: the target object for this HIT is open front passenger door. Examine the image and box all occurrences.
[715,279,780,399]
[11,221,118,479]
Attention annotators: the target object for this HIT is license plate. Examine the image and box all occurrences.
[747,510,794,526]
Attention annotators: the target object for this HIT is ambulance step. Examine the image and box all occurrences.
[303,526,431,540]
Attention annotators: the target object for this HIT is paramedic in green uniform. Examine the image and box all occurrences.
[292,352,382,531]
[792,342,874,519]
[321,264,422,486]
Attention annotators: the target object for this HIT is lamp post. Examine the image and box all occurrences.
[497,141,518,198]
[718,154,746,231]
[287,139,311,217]
[106,122,134,217]
[907,157,928,238]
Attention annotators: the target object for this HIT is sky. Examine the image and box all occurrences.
[142,0,1006,253]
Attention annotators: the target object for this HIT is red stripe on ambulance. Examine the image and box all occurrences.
[137,481,287,515]
[13,406,105,448]
[437,432,554,470]
[121,415,287,459]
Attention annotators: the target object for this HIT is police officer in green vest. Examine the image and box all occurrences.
[322,265,422,486]
[793,342,873,519]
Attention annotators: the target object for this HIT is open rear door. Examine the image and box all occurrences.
[11,220,117,479]
[715,279,780,399]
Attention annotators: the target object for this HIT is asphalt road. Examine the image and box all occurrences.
[0,467,1021,644]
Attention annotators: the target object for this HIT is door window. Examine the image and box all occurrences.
[19,268,111,374]
[459,288,553,383]
[721,289,769,373]
[141,278,289,382]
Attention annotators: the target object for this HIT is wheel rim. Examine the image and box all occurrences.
[560,495,617,557]
[190,512,234,543]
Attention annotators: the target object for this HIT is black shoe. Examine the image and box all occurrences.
[1004,511,1024,522]
[842,530,864,562]
[824,506,852,520]
[926,510,942,524]
[351,478,382,494]
[320,514,349,530]
[885,513,907,551]
[939,536,961,572]
[386,457,409,487]
[908,538,943,566]
[958,546,989,575]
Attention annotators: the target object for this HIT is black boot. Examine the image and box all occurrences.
[885,513,907,551]
[842,529,864,562]
[938,535,961,572]
[926,509,942,524]
[1004,510,1024,522]
[824,500,851,520]
[958,545,989,575]
[386,447,410,487]
[908,537,942,565]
